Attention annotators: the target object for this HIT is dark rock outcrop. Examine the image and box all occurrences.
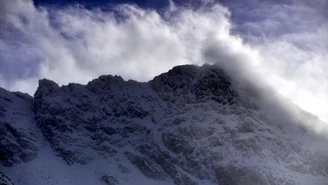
[1,64,328,185]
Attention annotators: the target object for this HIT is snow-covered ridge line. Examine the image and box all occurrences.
[1,64,328,185]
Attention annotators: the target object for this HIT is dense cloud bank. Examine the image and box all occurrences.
[0,0,327,122]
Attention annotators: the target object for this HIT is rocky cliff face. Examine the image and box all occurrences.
[1,64,328,185]
[0,89,38,167]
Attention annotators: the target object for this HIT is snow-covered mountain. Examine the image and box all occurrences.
[1,64,328,185]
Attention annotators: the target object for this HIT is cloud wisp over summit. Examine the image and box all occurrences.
[0,0,327,123]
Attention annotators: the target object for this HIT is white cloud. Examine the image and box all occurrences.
[0,74,4,88]
[0,0,327,125]
[0,0,237,93]
[237,1,328,123]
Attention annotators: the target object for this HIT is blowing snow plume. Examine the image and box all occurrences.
[0,0,327,123]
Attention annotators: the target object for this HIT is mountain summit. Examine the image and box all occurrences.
[1,64,328,185]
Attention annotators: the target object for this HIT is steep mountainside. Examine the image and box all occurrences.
[1,64,328,185]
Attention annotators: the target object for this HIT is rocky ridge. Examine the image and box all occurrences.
[1,64,328,185]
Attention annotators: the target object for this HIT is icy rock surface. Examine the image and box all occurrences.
[1,64,328,185]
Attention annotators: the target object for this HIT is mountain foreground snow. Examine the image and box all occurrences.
[1,64,328,185]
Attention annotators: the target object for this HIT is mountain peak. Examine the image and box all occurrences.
[1,64,328,185]
[87,75,125,92]
[151,64,235,104]
[34,78,60,99]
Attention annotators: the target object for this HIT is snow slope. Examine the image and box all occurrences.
[1,64,328,185]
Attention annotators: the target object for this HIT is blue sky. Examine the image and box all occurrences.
[0,0,328,123]
[33,0,169,8]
